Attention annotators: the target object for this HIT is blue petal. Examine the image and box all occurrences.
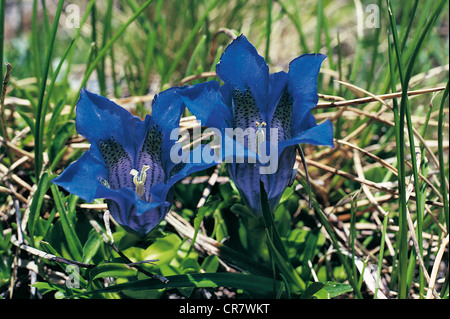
[149,86,187,136]
[151,86,194,175]
[221,129,258,164]
[231,87,264,134]
[76,89,146,190]
[287,53,327,136]
[157,144,219,191]
[216,35,270,122]
[52,144,108,203]
[97,184,170,236]
[278,119,334,152]
[267,71,289,125]
[227,162,263,215]
[139,143,166,202]
[180,82,259,164]
[227,146,296,216]
[178,81,233,129]
[136,116,166,200]
[270,84,294,142]
[76,88,143,161]
[137,87,187,188]
[150,146,217,210]
[261,146,297,211]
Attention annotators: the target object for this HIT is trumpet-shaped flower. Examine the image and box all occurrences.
[179,35,334,215]
[52,88,212,236]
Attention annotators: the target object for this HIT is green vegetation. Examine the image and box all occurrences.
[0,0,448,299]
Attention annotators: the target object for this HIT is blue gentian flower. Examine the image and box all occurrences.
[179,35,334,215]
[52,88,212,236]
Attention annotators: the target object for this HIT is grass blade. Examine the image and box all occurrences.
[27,171,50,241]
[260,181,305,292]
[162,0,219,85]
[387,0,447,298]
[374,213,389,299]
[50,184,83,261]
[31,0,41,87]
[265,0,272,62]
[73,0,154,112]
[438,81,449,233]
[0,0,4,81]
[34,0,64,181]
[305,177,363,299]
[71,272,282,299]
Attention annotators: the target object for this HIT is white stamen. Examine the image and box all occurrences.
[255,121,267,157]
[130,165,150,198]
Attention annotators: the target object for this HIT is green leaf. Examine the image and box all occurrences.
[32,282,65,295]
[82,229,102,264]
[309,192,362,298]
[46,99,67,146]
[230,203,254,218]
[191,198,220,253]
[301,228,320,281]
[141,233,182,264]
[163,0,220,84]
[437,81,449,238]
[265,228,305,293]
[185,34,207,77]
[76,0,154,105]
[180,258,201,274]
[70,273,282,299]
[201,255,219,273]
[260,182,289,261]
[260,181,305,292]
[0,253,11,286]
[89,263,138,281]
[316,282,353,299]
[216,244,273,277]
[49,121,75,163]
[34,0,65,180]
[300,282,325,299]
[27,171,50,240]
[301,281,353,299]
[50,184,83,261]
[17,111,35,136]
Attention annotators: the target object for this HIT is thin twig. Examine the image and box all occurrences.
[11,235,96,269]
[210,27,237,61]
[346,106,442,174]
[177,71,217,86]
[196,164,221,209]
[323,194,394,216]
[339,139,397,174]
[426,235,449,299]
[0,185,27,203]
[0,162,34,194]
[337,139,443,203]
[404,208,441,298]
[353,150,395,257]
[8,182,23,243]
[0,133,35,159]
[0,62,13,143]
[303,157,443,208]
[109,244,169,284]
[315,86,446,109]
[165,211,220,255]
